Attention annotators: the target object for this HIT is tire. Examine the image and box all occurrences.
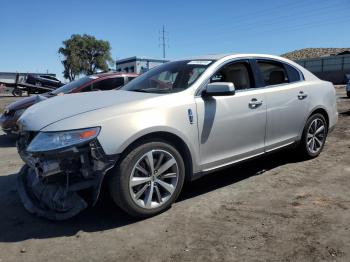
[109,140,185,217]
[298,113,328,159]
[347,91,350,98]
[12,88,23,97]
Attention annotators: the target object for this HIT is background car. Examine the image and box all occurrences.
[26,74,64,89]
[16,54,337,220]
[346,80,350,97]
[0,72,138,134]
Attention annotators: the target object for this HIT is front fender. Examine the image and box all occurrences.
[41,100,200,172]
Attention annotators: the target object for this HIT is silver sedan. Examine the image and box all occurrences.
[16,54,338,220]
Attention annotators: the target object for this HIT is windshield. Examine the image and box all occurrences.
[121,60,214,93]
[51,76,94,95]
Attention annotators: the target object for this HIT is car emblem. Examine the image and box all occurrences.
[188,109,194,124]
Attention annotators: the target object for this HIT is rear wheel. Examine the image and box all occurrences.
[109,141,185,217]
[298,113,327,159]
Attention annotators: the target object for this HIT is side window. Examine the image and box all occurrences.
[128,76,136,82]
[92,77,125,91]
[80,84,92,92]
[210,61,254,90]
[257,60,288,86]
[284,64,302,82]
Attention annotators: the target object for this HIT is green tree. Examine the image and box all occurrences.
[58,34,114,81]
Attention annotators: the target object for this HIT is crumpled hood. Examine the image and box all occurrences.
[7,94,48,111]
[18,90,158,131]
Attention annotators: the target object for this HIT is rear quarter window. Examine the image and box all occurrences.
[284,64,303,82]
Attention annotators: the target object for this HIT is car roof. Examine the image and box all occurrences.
[93,72,139,78]
[179,53,294,61]
[177,54,231,61]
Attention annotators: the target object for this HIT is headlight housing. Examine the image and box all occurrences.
[26,127,100,152]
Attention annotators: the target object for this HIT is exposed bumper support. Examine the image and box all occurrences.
[16,138,119,220]
[17,165,88,221]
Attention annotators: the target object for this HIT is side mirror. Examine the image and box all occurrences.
[202,82,235,97]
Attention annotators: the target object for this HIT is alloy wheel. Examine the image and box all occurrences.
[307,118,326,154]
[129,149,179,209]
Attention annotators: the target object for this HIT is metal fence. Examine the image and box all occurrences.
[294,54,350,84]
[295,54,350,73]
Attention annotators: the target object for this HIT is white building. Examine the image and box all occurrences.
[116,57,168,74]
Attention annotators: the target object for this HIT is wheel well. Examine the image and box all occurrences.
[310,108,329,129]
[120,132,193,181]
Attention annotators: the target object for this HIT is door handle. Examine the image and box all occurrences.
[298,91,308,100]
[249,98,263,109]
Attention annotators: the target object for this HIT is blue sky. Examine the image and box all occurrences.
[1,0,349,80]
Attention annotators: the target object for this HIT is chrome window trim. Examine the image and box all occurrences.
[194,56,305,97]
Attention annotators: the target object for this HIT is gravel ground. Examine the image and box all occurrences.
[0,88,349,262]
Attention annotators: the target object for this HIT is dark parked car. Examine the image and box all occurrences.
[0,72,138,134]
[26,74,64,89]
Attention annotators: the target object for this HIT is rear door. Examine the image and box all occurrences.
[254,59,309,151]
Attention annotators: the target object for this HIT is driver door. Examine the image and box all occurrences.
[195,60,267,171]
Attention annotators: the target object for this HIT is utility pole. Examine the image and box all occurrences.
[159,25,169,59]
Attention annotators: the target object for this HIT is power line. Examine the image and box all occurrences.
[186,0,314,31]
[159,25,169,59]
[176,2,349,47]
[179,15,350,48]
[180,1,347,39]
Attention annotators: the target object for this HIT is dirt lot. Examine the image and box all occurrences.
[0,89,349,262]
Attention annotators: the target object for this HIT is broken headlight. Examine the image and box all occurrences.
[26,127,100,152]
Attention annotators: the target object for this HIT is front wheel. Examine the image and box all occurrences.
[109,141,185,217]
[298,113,328,159]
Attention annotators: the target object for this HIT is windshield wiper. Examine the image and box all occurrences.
[132,89,153,93]
[132,88,172,94]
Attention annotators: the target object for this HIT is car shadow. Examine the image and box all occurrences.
[0,149,304,243]
[339,110,350,116]
[0,134,17,148]
[179,149,301,201]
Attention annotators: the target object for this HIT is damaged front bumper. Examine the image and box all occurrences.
[16,132,119,220]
